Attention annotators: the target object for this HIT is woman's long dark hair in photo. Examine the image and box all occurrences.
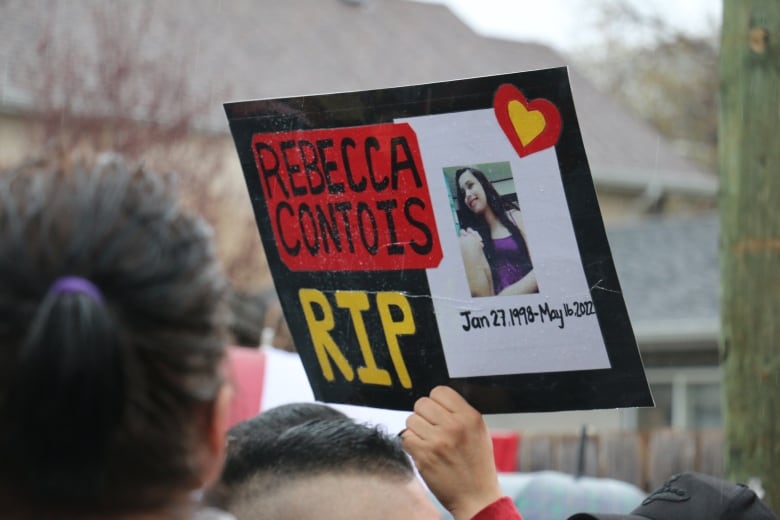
[454,167,525,264]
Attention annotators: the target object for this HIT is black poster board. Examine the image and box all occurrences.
[225,68,653,414]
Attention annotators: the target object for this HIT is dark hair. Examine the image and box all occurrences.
[454,166,524,263]
[221,418,414,514]
[220,402,349,487]
[0,156,229,515]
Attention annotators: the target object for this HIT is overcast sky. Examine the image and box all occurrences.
[413,0,722,51]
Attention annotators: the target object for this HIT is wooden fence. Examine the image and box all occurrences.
[513,429,724,491]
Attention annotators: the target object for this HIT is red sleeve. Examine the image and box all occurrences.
[471,496,522,520]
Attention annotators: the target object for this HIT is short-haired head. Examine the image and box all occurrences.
[0,156,230,516]
[224,419,431,520]
[220,402,349,488]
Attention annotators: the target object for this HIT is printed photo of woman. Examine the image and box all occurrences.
[454,166,538,297]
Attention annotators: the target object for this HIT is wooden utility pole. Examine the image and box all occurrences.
[719,1,780,510]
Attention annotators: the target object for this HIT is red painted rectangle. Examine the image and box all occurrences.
[251,123,442,271]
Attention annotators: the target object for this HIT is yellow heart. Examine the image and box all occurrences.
[508,100,546,146]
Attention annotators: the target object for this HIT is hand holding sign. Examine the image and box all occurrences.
[403,386,506,520]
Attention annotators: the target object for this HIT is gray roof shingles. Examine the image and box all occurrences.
[607,213,719,327]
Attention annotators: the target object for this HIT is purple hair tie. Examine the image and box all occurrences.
[49,276,104,304]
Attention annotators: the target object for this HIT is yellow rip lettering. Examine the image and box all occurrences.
[298,288,355,382]
[335,291,392,386]
[298,288,416,389]
[377,292,415,389]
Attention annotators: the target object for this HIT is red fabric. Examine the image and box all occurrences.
[471,496,523,520]
[491,431,520,472]
[225,346,266,428]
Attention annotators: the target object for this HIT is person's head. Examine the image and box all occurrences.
[222,418,440,520]
[568,472,778,520]
[227,288,294,351]
[455,166,525,260]
[218,402,349,490]
[0,156,232,517]
[455,167,504,220]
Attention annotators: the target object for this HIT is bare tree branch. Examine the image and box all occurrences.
[23,1,268,292]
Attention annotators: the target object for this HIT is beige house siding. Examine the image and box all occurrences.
[0,113,36,167]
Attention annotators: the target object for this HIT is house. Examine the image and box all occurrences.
[0,0,715,218]
[0,0,721,432]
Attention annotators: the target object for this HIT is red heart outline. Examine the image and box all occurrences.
[493,84,562,158]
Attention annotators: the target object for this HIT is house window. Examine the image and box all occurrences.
[686,382,721,428]
[637,383,672,430]
[636,368,722,430]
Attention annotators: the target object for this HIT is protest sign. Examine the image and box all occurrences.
[225,68,653,413]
